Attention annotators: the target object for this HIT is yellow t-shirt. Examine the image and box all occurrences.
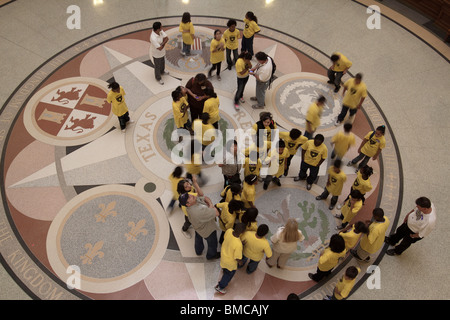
[210,38,225,64]
[244,157,262,178]
[265,148,290,177]
[220,186,242,203]
[168,174,183,200]
[360,131,386,157]
[172,96,189,128]
[318,247,347,272]
[332,52,352,72]
[107,86,128,117]
[360,217,390,254]
[352,170,373,195]
[193,119,216,146]
[185,153,202,176]
[235,57,249,78]
[326,166,347,196]
[179,22,194,45]
[279,131,308,156]
[242,182,256,208]
[223,28,240,50]
[203,96,220,124]
[331,131,356,159]
[243,18,260,38]
[305,103,323,132]
[341,196,363,224]
[241,231,272,261]
[302,140,328,167]
[342,78,367,109]
[334,267,360,300]
[216,202,237,231]
[339,225,361,251]
[220,229,243,271]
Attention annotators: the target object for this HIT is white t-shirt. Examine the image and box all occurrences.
[407,203,436,238]
[150,29,168,58]
[255,57,273,83]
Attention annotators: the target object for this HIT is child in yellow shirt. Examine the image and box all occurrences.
[168,166,184,212]
[208,29,225,80]
[335,190,363,230]
[179,12,194,56]
[309,234,346,282]
[107,81,132,132]
[239,224,272,274]
[242,174,258,208]
[316,159,347,210]
[223,19,241,70]
[325,266,360,300]
[241,11,260,56]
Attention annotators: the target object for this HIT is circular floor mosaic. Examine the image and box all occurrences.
[0,16,402,300]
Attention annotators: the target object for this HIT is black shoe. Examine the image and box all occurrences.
[263,183,269,190]
[327,80,333,84]
[334,85,341,93]
[386,249,398,256]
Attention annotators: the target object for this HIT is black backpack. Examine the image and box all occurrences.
[267,56,277,89]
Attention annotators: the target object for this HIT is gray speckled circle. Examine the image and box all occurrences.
[60,194,156,279]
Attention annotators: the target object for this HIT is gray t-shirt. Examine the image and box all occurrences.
[186,196,218,238]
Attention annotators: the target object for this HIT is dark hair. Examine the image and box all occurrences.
[372,207,385,220]
[153,21,162,31]
[345,266,359,279]
[256,224,269,237]
[201,112,210,124]
[255,51,268,61]
[233,222,247,235]
[194,73,207,83]
[314,134,325,143]
[330,54,340,62]
[244,174,258,185]
[354,221,369,234]
[343,122,353,132]
[277,139,285,149]
[287,293,300,300]
[238,51,253,60]
[333,159,342,168]
[230,183,242,195]
[108,81,120,90]
[176,179,191,195]
[227,19,237,28]
[317,95,326,104]
[329,234,346,253]
[355,73,363,80]
[171,89,182,101]
[361,165,373,177]
[289,128,302,140]
[241,207,258,227]
[416,197,431,209]
[376,125,386,135]
[172,166,183,178]
[246,11,258,23]
[182,12,191,23]
[214,29,221,37]
[204,87,217,98]
[259,111,273,122]
[228,200,244,213]
[350,189,363,200]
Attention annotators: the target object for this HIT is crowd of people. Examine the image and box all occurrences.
[105,12,437,300]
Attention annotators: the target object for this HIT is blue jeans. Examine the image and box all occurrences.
[337,104,358,122]
[241,35,254,56]
[239,255,260,274]
[298,161,320,184]
[182,42,191,55]
[234,76,249,104]
[194,230,218,259]
[218,268,236,289]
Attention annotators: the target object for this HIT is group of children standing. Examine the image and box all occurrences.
[104,12,392,300]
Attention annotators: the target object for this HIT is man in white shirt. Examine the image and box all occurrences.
[150,21,169,85]
[385,197,436,256]
[249,51,273,109]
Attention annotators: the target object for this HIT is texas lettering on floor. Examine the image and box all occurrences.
[180,304,270,317]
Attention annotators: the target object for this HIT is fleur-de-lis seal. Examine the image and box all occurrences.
[81,241,105,265]
[95,201,118,223]
[125,219,148,242]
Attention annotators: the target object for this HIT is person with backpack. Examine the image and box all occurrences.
[249,51,275,109]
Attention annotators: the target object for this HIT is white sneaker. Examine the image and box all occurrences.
[159,79,164,85]
[234,103,240,111]
[336,203,343,210]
